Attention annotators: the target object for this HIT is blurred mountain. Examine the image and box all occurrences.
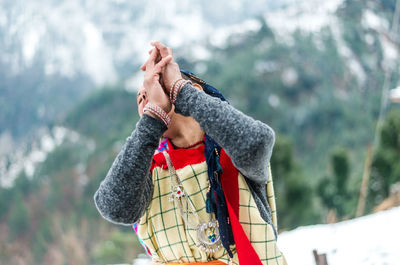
[0,0,287,152]
[201,0,400,179]
[0,0,284,84]
[0,0,287,185]
[1,0,400,264]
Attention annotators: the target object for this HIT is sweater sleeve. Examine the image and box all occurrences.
[93,114,166,225]
[174,83,275,184]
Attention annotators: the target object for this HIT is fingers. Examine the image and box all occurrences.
[148,48,158,67]
[153,55,172,75]
[140,42,173,72]
[151,47,162,63]
[141,48,158,72]
[140,48,155,71]
[151,41,172,58]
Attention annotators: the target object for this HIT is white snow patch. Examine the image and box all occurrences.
[264,0,387,88]
[379,35,399,70]
[22,24,45,65]
[83,22,117,85]
[0,126,82,188]
[209,19,262,47]
[390,86,400,102]
[45,45,75,77]
[329,18,367,86]
[278,207,400,265]
[362,9,389,31]
[361,9,397,70]
[264,0,344,40]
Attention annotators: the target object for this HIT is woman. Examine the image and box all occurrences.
[94,41,287,265]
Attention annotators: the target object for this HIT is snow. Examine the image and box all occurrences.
[262,0,367,87]
[277,207,400,265]
[361,8,397,69]
[129,207,400,265]
[329,18,367,86]
[390,87,400,102]
[9,0,393,90]
[1,0,278,85]
[379,35,399,69]
[21,24,44,65]
[263,0,344,38]
[209,19,262,47]
[82,22,117,85]
[0,126,81,188]
[362,9,390,31]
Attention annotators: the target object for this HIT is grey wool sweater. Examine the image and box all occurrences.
[94,83,277,234]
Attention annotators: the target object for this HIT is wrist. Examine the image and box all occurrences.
[143,102,171,127]
[143,111,158,120]
[169,79,192,104]
[159,102,172,113]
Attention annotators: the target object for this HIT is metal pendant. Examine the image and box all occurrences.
[169,185,185,202]
[196,220,222,253]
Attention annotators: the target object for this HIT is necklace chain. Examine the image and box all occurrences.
[163,151,205,226]
[162,151,222,253]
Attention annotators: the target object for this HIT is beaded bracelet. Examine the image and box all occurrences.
[169,79,192,104]
[170,78,183,95]
[143,102,171,126]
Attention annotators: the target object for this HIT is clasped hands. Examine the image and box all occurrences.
[140,41,184,115]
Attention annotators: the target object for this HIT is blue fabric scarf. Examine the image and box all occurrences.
[180,70,235,258]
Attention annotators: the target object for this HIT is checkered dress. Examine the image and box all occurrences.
[137,155,286,265]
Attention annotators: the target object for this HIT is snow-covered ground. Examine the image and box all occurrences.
[277,207,400,265]
[131,208,400,265]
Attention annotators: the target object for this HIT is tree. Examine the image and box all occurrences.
[368,109,400,210]
[317,147,351,219]
[8,192,29,240]
[271,134,318,229]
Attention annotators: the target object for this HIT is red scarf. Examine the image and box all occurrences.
[152,140,262,265]
[219,149,263,265]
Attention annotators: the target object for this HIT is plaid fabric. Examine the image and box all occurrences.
[137,160,286,265]
[266,164,278,232]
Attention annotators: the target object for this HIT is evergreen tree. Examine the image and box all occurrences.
[271,135,318,229]
[368,109,400,210]
[8,192,29,240]
[317,147,351,219]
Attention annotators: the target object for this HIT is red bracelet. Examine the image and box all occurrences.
[169,78,183,103]
[143,103,171,126]
[170,79,192,104]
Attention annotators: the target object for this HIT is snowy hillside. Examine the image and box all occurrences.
[0,0,281,186]
[0,0,283,85]
[2,0,396,89]
[1,0,399,187]
[278,207,400,265]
